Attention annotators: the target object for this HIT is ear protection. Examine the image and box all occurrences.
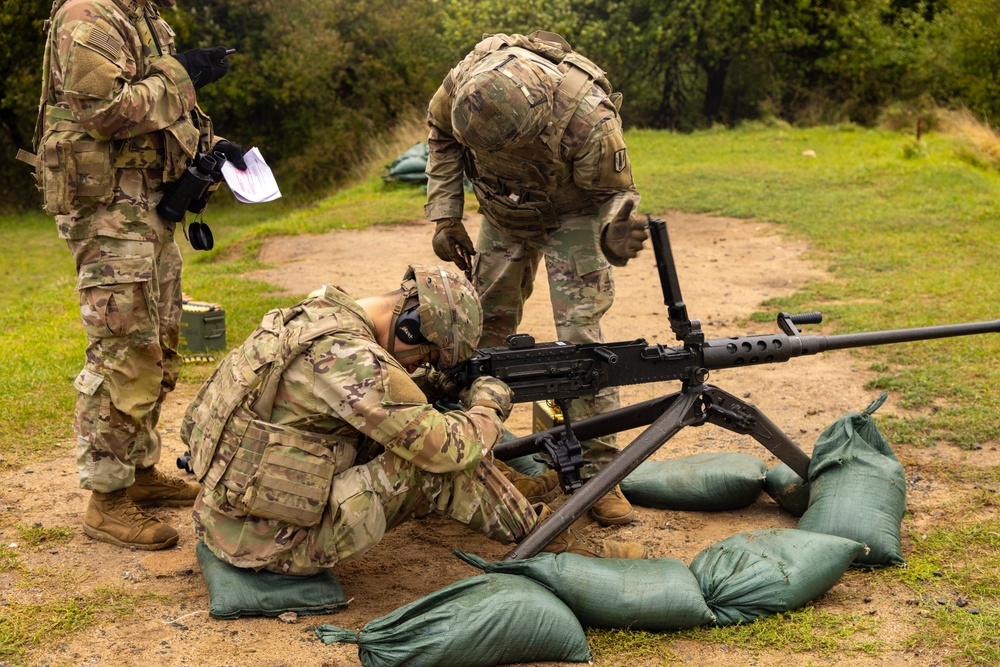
[394,301,428,345]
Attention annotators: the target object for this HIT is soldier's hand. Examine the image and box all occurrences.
[214,140,247,170]
[173,47,232,90]
[411,365,460,400]
[461,376,513,421]
[432,218,476,273]
[600,199,648,266]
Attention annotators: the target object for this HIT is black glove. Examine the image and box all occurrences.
[213,140,247,170]
[172,46,231,90]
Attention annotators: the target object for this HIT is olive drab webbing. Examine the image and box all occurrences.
[181,300,359,528]
[457,31,618,239]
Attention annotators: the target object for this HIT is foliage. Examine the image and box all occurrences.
[161,0,448,196]
[922,0,1000,122]
[0,0,50,211]
[3,0,1000,211]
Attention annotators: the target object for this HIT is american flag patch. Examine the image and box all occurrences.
[86,25,124,61]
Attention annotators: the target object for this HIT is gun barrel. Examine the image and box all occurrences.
[818,320,1000,351]
[702,319,1000,371]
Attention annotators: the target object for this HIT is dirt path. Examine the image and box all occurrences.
[3,211,996,666]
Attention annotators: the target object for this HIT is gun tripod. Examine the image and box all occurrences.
[496,377,810,560]
[480,217,1000,560]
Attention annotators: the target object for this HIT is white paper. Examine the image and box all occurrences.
[221,146,281,203]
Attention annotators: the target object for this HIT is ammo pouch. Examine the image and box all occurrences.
[472,177,560,240]
[219,407,356,527]
[30,120,114,216]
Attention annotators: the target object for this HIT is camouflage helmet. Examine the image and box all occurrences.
[451,50,552,152]
[397,264,482,369]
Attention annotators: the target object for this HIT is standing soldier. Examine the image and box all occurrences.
[22,0,246,550]
[425,31,648,526]
[183,265,646,574]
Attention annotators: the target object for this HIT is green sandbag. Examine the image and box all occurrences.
[385,142,429,183]
[196,541,348,619]
[689,528,866,626]
[454,549,715,631]
[797,393,906,567]
[763,463,810,517]
[620,452,767,510]
[315,573,591,667]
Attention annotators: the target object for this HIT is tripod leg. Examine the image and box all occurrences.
[701,386,811,479]
[503,389,704,560]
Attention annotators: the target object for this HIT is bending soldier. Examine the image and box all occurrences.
[182,265,646,575]
[425,30,648,526]
[28,0,246,549]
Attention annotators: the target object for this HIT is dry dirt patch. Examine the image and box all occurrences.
[2,211,995,667]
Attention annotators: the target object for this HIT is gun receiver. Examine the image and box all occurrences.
[448,217,1000,561]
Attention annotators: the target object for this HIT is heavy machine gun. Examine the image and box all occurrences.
[447,218,1000,560]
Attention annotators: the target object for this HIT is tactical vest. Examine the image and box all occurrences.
[463,32,620,239]
[181,292,361,528]
[17,0,208,215]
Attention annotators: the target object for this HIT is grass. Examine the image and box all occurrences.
[6,121,997,464]
[631,121,1000,448]
[3,117,1000,663]
[0,584,152,663]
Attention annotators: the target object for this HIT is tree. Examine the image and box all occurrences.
[0,0,51,212]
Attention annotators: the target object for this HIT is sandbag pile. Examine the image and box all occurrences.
[314,396,908,665]
[797,393,907,567]
[382,142,429,184]
[620,452,768,510]
[315,573,591,667]
[455,549,715,631]
[690,528,867,625]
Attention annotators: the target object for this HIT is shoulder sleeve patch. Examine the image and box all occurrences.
[85,19,125,63]
[597,116,633,187]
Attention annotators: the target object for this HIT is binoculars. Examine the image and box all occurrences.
[157,151,228,250]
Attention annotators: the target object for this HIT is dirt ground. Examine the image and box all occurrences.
[3,211,998,667]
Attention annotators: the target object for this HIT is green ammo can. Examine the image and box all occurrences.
[180,300,226,352]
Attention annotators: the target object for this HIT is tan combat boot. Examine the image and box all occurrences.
[590,484,635,526]
[494,460,561,504]
[535,503,647,559]
[127,466,201,507]
[83,489,179,550]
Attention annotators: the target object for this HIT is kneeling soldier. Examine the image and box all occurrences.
[183,265,646,575]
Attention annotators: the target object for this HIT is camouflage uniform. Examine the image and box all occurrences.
[425,31,641,476]
[183,284,536,575]
[37,0,217,492]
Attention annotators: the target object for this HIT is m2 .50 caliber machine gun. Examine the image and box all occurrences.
[447,218,1000,561]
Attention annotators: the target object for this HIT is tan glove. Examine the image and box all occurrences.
[431,218,476,274]
[411,366,460,400]
[600,200,648,267]
[461,376,513,421]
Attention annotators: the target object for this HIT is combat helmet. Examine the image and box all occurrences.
[388,265,482,369]
[451,50,553,152]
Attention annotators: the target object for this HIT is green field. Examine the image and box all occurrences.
[2,123,998,663]
[4,122,997,463]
